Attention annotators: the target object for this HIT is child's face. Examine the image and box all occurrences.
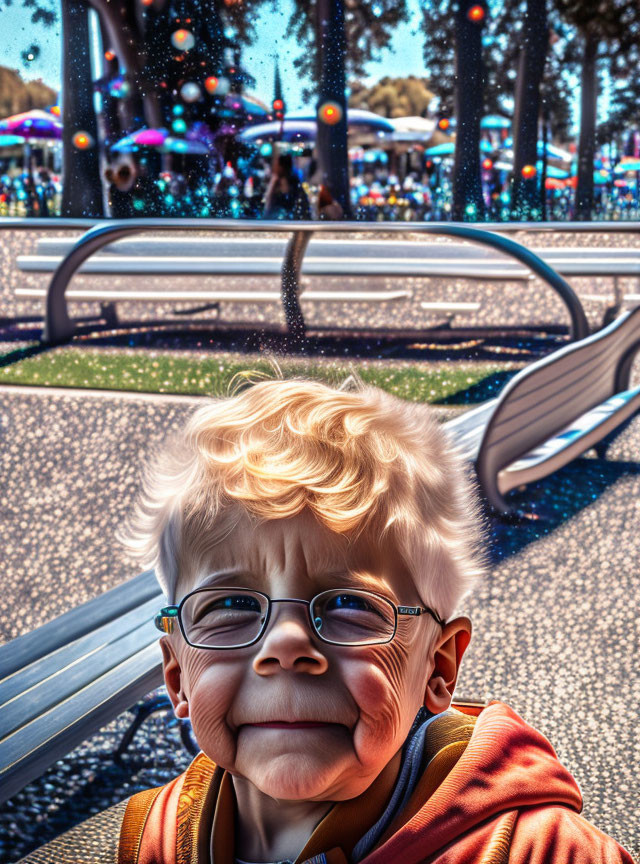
[161,509,447,803]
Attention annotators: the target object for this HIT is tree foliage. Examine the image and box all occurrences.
[0,0,57,27]
[420,0,573,133]
[348,76,434,118]
[285,0,410,99]
[0,65,56,115]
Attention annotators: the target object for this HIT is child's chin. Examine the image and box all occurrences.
[240,752,347,801]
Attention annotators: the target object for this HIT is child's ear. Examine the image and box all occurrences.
[424,617,472,715]
[160,636,190,719]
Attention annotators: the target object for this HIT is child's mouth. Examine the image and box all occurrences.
[248,721,333,729]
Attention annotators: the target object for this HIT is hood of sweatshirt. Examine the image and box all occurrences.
[363,701,584,864]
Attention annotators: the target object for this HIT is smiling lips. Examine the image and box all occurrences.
[249,721,333,729]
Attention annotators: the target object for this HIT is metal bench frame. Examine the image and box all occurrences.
[0,218,588,344]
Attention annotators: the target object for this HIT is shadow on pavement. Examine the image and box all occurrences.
[486,455,640,566]
[0,343,52,369]
[0,318,566,365]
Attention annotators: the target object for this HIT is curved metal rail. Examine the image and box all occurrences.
[27,218,589,344]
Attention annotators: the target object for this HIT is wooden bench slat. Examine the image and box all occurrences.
[0,596,161,706]
[0,570,161,681]
[483,317,640,458]
[0,618,158,740]
[420,301,481,312]
[498,387,640,494]
[0,643,163,805]
[15,287,411,303]
[16,254,533,279]
[473,306,640,512]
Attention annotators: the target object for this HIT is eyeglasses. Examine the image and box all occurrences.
[155,586,446,649]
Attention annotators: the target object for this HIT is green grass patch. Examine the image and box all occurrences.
[0,346,518,404]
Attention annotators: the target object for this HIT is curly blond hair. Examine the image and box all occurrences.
[122,375,485,617]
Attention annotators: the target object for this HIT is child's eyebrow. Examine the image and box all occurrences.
[196,568,395,599]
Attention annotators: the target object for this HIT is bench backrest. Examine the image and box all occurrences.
[0,570,164,804]
[0,569,161,679]
[476,305,640,491]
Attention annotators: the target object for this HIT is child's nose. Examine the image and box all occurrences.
[252,606,329,675]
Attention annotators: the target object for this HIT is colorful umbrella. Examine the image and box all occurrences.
[539,142,573,162]
[286,108,395,134]
[614,158,640,174]
[238,120,317,144]
[226,93,269,118]
[539,163,569,179]
[111,127,169,152]
[424,140,494,157]
[162,136,209,155]
[502,141,573,162]
[481,114,511,130]
[0,109,62,140]
[0,134,25,147]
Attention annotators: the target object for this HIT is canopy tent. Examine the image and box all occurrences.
[389,116,436,143]
[0,109,62,197]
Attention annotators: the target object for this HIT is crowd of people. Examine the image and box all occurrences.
[0,168,59,217]
[2,151,640,222]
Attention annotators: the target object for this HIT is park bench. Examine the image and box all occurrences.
[445,304,640,514]
[14,236,532,329]
[15,237,640,331]
[0,570,164,805]
[2,309,639,805]
[5,220,589,344]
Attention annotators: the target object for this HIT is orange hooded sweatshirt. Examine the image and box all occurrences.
[113,701,633,864]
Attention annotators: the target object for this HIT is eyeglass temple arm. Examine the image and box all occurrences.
[397,605,446,628]
[155,606,179,634]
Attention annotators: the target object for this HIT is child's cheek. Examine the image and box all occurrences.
[182,656,243,769]
[340,639,411,757]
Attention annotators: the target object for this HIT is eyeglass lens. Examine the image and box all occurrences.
[180,588,396,648]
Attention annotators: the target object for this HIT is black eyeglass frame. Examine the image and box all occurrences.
[155,586,447,649]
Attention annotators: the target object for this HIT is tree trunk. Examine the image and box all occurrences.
[511,0,547,221]
[97,19,122,147]
[452,0,486,221]
[88,0,149,130]
[61,0,104,217]
[315,0,351,218]
[575,31,598,221]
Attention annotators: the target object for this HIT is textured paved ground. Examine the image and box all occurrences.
[0,384,638,862]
